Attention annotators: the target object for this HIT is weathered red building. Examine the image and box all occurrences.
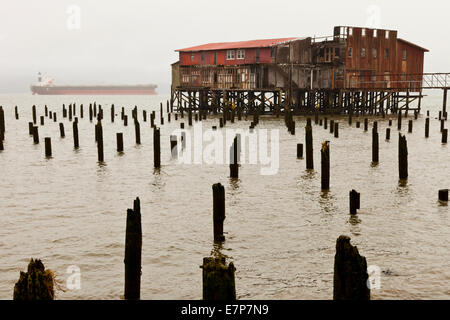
[171,26,429,114]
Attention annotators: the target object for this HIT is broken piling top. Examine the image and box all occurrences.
[13,258,55,300]
[333,236,370,300]
[201,257,236,301]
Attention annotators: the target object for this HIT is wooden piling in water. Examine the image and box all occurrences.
[305,118,314,170]
[399,134,408,180]
[321,141,330,190]
[28,122,33,135]
[96,120,104,162]
[111,105,115,123]
[386,128,391,140]
[398,112,402,130]
[32,126,39,144]
[32,105,37,124]
[124,197,142,300]
[230,136,239,179]
[13,259,55,300]
[73,121,79,149]
[40,116,44,126]
[117,133,124,152]
[364,118,368,131]
[408,120,413,133]
[80,104,83,118]
[297,143,303,159]
[15,106,19,120]
[69,104,72,122]
[135,120,141,145]
[45,137,52,157]
[425,118,430,138]
[89,105,93,122]
[0,107,4,139]
[212,183,225,242]
[150,113,155,128]
[333,235,370,300]
[330,120,334,134]
[53,112,57,122]
[442,129,448,144]
[153,127,161,168]
[201,257,236,301]
[334,122,339,138]
[441,119,445,133]
[59,123,65,138]
[349,190,360,215]
[124,115,128,126]
[439,189,449,202]
[372,127,379,163]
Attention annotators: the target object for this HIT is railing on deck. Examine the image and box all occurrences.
[348,72,450,90]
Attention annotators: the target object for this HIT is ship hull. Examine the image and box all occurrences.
[30,85,157,95]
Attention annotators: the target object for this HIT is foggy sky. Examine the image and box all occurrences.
[0,0,448,93]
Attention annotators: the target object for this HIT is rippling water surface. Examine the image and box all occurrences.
[0,92,449,300]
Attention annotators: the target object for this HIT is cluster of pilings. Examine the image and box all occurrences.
[3,94,449,300]
[13,193,370,300]
[171,88,429,116]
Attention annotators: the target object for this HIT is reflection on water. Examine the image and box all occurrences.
[318,190,336,214]
[0,93,449,300]
[348,215,362,237]
[228,178,240,191]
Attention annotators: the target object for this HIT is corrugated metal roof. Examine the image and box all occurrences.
[176,37,301,52]
[397,38,429,52]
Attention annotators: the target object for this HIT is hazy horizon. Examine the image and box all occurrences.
[1,0,449,94]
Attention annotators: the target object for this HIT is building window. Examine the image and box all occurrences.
[371,71,377,82]
[384,48,389,59]
[402,49,407,60]
[385,31,390,39]
[190,53,194,62]
[201,52,205,61]
[362,28,366,37]
[334,48,340,57]
[237,49,245,60]
[372,48,377,58]
[373,29,377,38]
[226,50,235,60]
[361,48,366,58]
[348,28,353,36]
[401,73,407,81]
[348,47,353,57]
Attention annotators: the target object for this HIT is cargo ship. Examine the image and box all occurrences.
[30,73,157,95]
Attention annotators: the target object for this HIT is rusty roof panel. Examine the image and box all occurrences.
[176,38,301,52]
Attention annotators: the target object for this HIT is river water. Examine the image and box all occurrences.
[0,92,448,300]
